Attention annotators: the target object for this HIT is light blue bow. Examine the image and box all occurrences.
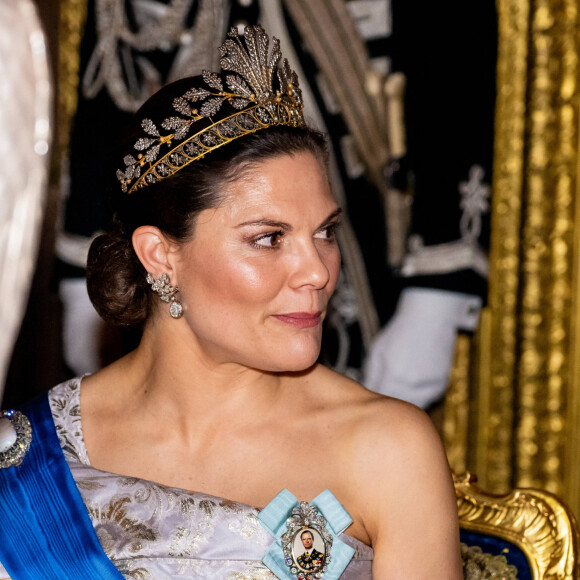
[258,489,355,579]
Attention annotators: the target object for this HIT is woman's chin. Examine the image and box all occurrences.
[277,358,318,373]
[280,351,320,372]
[258,346,321,374]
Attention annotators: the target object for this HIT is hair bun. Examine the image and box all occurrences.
[86,226,150,326]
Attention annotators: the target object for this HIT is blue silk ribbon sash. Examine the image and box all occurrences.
[0,393,124,579]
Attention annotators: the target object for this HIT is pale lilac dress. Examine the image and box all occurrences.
[0,378,373,579]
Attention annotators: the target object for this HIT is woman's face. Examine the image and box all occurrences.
[173,151,341,372]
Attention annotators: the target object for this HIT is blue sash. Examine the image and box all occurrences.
[0,393,124,579]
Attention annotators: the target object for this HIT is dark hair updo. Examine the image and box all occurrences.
[87,76,328,327]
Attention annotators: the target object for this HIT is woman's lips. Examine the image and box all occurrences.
[272,312,322,328]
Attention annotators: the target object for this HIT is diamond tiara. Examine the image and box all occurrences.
[117,25,305,194]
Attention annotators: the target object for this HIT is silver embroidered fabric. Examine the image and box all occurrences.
[5,377,372,579]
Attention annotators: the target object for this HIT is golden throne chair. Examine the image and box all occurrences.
[455,473,580,579]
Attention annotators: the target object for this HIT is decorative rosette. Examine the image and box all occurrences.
[258,489,356,580]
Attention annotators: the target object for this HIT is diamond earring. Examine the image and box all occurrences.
[146,272,183,318]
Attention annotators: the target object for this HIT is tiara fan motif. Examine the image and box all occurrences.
[117,26,305,194]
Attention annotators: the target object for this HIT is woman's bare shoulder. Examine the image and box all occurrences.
[309,363,430,424]
[303,365,444,469]
[309,365,461,570]
[310,366,448,481]
[330,374,447,479]
[314,367,462,576]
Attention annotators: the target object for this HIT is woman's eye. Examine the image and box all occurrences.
[314,222,340,240]
[253,231,284,248]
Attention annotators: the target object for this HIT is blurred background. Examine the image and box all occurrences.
[4,0,580,519]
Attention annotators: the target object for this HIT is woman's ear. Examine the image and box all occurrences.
[132,226,177,278]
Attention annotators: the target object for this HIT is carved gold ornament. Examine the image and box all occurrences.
[455,473,579,579]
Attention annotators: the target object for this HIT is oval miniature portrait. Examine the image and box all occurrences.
[291,527,326,573]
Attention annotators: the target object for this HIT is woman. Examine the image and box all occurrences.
[0,26,462,579]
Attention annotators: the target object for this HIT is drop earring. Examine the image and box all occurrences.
[146,272,183,318]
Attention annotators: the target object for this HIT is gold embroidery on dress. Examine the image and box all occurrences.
[228,512,261,540]
[123,571,150,580]
[87,496,159,554]
[220,497,244,513]
[120,476,141,488]
[169,525,207,558]
[76,478,105,490]
[51,397,68,412]
[179,495,200,518]
[116,560,152,580]
[199,498,218,517]
[57,434,84,462]
[228,566,278,579]
[49,378,88,464]
[134,478,179,508]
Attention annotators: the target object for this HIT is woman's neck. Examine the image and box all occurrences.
[100,321,305,438]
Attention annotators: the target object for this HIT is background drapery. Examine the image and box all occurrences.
[444,0,580,518]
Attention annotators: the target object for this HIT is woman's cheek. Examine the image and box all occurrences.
[225,258,283,296]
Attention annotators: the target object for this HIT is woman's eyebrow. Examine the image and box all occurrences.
[236,219,292,229]
[318,208,343,227]
[236,209,342,230]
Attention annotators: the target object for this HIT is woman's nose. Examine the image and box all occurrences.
[288,240,331,289]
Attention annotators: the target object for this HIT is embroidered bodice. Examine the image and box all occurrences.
[16,378,373,579]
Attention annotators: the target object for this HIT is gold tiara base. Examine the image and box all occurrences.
[124,101,303,194]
